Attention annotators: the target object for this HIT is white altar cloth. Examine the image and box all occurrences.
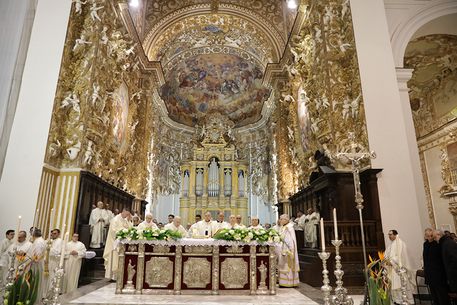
[114,238,277,249]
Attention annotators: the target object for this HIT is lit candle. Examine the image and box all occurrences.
[60,231,69,268]
[333,208,338,240]
[48,208,55,240]
[396,235,402,268]
[320,218,325,252]
[32,209,39,233]
[13,216,21,249]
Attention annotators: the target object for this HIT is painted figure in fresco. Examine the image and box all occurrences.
[159,54,270,127]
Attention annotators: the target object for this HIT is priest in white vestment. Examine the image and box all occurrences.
[0,229,14,284]
[194,212,217,237]
[44,229,63,293]
[276,214,300,287]
[249,217,264,230]
[236,215,247,229]
[164,216,189,238]
[385,230,416,304]
[105,203,115,224]
[26,230,47,302]
[89,201,108,248]
[188,214,202,237]
[103,208,132,280]
[272,220,281,232]
[304,208,319,247]
[214,212,229,232]
[0,230,14,255]
[296,211,306,230]
[62,233,86,293]
[227,215,238,229]
[138,213,158,230]
[0,231,31,283]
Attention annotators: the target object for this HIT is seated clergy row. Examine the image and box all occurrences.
[0,229,86,300]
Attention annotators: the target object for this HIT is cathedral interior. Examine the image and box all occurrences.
[1,0,457,288]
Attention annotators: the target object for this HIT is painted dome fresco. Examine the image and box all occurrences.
[159,53,270,127]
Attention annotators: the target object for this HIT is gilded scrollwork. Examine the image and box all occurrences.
[225,245,243,254]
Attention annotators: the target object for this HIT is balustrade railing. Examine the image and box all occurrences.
[313,220,379,249]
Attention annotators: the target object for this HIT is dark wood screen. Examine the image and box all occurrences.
[74,171,135,248]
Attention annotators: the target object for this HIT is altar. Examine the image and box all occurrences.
[116,238,277,295]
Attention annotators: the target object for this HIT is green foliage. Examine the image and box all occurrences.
[366,252,392,305]
[213,228,283,244]
[116,227,182,241]
[5,260,41,305]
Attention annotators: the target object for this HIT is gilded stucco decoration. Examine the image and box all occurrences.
[405,35,457,139]
[45,0,155,198]
[143,0,288,51]
[271,0,370,198]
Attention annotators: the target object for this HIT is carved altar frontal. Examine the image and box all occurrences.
[116,239,277,295]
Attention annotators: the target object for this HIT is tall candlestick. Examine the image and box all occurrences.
[397,235,402,268]
[333,208,338,240]
[60,231,69,268]
[48,208,55,240]
[320,218,325,252]
[13,216,21,249]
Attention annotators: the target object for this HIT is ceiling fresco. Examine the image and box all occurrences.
[159,53,270,127]
[128,0,297,128]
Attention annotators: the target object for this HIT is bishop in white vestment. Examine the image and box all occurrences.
[164,216,189,238]
[89,201,108,248]
[276,214,300,287]
[62,233,86,293]
[103,209,132,279]
[137,213,158,230]
[194,212,217,237]
[385,230,416,304]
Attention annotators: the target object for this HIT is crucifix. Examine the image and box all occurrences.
[330,132,376,268]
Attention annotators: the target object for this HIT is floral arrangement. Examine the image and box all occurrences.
[116,227,182,241]
[213,228,283,244]
[366,251,391,305]
[4,252,43,305]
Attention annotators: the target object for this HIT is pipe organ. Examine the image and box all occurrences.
[180,119,248,226]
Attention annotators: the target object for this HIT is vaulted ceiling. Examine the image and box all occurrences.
[128,0,297,127]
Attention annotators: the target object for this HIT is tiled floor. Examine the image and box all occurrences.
[59,280,365,305]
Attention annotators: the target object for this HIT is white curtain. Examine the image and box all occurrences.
[0,0,38,179]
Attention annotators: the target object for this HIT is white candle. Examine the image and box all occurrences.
[60,231,69,268]
[396,235,402,268]
[32,209,39,233]
[333,208,338,240]
[13,216,21,249]
[48,208,55,240]
[320,218,325,252]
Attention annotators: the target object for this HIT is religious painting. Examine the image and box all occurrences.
[297,85,311,153]
[159,54,270,127]
[112,81,129,147]
[201,25,229,35]
[157,155,169,186]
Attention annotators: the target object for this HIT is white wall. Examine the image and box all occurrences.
[0,0,71,237]
[351,0,424,270]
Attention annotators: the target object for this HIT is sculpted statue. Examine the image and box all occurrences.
[127,259,136,282]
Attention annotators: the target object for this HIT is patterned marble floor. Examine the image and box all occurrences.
[63,282,316,305]
[60,280,365,305]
